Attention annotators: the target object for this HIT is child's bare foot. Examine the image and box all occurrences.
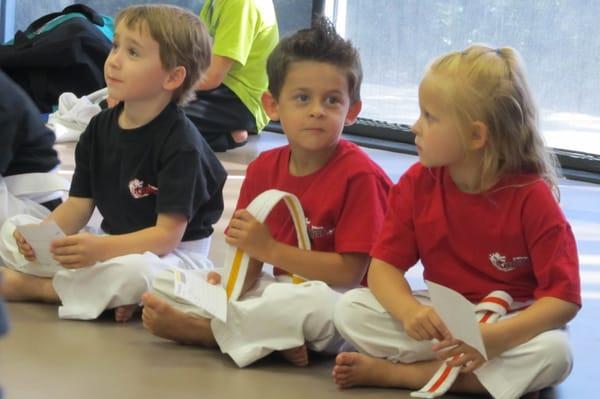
[333,352,485,393]
[1,267,59,303]
[115,304,139,322]
[231,129,248,144]
[280,344,309,367]
[332,352,406,389]
[141,292,217,347]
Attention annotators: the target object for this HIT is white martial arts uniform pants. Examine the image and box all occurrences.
[0,172,68,226]
[151,267,345,367]
[0,214,213,320]
[334,288,573,399]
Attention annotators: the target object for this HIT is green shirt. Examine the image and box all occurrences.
[201,0,279,132]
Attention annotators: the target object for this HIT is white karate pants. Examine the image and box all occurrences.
[0,214,213,320]
[334,288,573,399]
[0,172,68,226]
[151,267,345,367]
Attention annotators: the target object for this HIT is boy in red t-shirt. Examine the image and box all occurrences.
[142,18,392,368]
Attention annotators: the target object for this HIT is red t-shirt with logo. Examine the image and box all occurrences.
[235,140,392,277]
[371,163,581,306]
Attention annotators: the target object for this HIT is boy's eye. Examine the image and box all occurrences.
[128,47,139,57]
[325,96,340,105]
[295,94,309,102]
[111,42,119,50]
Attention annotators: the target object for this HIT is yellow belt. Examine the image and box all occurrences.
[224,189,310,300]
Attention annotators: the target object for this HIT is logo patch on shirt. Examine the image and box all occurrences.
[488,252,530,272]
[128,179,158,199]
[306,218,335,239]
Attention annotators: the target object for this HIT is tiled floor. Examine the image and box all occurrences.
[1,132,598,398]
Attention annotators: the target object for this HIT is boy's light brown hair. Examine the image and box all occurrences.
[266,17,362,103]
[116,4,211,105]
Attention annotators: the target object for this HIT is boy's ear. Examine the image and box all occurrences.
[470,121,489,150]
[163,66,187,91]
[344,100,362,126]
[261,91,280,121]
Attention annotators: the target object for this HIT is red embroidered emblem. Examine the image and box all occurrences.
[128,179,158,199]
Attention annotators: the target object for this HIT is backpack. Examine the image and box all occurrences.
[0,4,114,113]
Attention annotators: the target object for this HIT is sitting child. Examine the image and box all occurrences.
[333,45,581,398]
[0,69,68,226]
[184,0,279,152]
[142,18,392,368]
[0,5,227,322]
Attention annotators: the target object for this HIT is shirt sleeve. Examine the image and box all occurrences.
[370,170,420,270]
[156,144,222,220]
[523,183,581,306]
[334,172,390,254]
[0,72,56,176]
[210,0,258,65]
[68,122,93,198]
[0,73,23,174]
[0,106,17,175]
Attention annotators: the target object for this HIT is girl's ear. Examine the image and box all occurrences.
[261,91,280,121]
[470,121,489,150]
[163,66,186,91]
[344,100,362,126]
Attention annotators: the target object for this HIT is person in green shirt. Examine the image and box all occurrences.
[184,0,279,152]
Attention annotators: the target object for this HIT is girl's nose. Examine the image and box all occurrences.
[411,117,421,136]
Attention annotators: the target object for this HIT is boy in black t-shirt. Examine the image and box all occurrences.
[0,70,67,225]
[0,5,226,322]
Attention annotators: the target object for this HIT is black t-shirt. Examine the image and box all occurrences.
[0,70,59,176]
[70,102,227,241]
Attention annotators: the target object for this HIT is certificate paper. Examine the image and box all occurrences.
[17,221,65,266]
[173,269,227,322]
[426,280,487,359]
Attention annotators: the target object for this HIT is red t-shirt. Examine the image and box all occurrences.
[236,140,392,277]
[371,163,581,306]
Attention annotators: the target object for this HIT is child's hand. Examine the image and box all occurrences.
[402,304,450,342]
[225,209,275,261]
[13,229,36,261]
[433,338,486,373]
[50,232,104,269]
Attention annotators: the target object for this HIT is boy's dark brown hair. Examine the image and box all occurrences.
[116,4,211,105]
[266,17,362,103]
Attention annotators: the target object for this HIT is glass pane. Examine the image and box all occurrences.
[342,0,600,155]
[13,1,204,32]
[14,0,309,36]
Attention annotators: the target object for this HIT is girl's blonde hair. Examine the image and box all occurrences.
[116,5,211,106]
[427,44,560,196]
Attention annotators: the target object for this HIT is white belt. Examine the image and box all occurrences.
[411,290,513,398]
[3,172,69,201]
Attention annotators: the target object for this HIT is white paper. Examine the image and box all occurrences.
[425,280,487,359]
[173,269,227,322]
[17,221,65,266]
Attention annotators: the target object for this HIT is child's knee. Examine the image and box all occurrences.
[534,330,573,384]
[333,288,369,337]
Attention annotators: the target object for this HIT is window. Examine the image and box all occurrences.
[10,0,310,38]
[328,0,600,163]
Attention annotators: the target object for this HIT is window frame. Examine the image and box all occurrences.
[0,0,15,43]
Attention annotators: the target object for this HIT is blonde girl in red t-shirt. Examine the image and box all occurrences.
[332,45,581,399]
